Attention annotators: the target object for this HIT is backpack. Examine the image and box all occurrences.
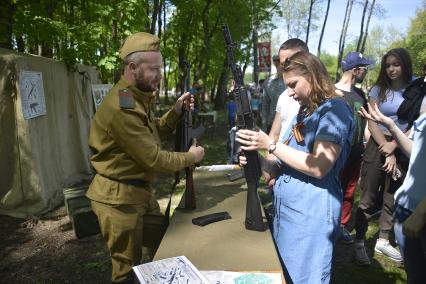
[397,77,426,129]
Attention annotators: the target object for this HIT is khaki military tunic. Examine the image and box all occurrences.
[87,76,195,204]
[86,77,196,282]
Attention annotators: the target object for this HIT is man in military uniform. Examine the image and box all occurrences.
[86,32,205,283]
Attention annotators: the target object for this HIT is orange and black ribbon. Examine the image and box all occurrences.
[283,122,305,145]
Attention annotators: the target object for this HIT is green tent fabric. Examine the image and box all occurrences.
[0,48,101,218]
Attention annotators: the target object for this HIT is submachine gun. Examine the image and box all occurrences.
[222,24,266,232]
[174,61,205,210]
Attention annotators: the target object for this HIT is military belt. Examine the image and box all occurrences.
[98,173,147,188]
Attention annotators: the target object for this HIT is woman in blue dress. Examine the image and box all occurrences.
[237,51,354,284]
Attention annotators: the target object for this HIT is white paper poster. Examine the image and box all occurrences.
[91,84,112,111]
[19,71,47,119]
[133,256,210,284]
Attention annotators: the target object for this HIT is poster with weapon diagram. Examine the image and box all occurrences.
[19,71,47,120]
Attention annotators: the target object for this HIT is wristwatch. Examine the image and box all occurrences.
[268,140,277,154]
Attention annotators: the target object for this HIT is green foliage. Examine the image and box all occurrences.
[9,0,279,89]
[319,51,338,82]
[404,5,426,76]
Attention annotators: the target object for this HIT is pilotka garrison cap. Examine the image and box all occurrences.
[119,32,160,59]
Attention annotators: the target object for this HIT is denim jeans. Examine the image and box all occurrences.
[394,204,426,284]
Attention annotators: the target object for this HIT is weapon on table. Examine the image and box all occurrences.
[174,61,205,210]
[222,24,266,231]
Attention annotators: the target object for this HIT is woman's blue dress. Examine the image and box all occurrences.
[273,98,354,284]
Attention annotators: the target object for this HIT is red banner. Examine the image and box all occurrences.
[257,42,271,73]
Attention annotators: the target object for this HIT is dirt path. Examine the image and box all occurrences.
[0,207,111,283]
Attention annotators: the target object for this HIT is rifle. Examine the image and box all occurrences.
[222,24,266,231]
[174,61,205,210]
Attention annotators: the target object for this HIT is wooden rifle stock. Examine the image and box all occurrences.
[223,24,266,231]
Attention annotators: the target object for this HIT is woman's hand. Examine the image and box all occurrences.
[358,102,395,130]
[242,154,277,187]
[262,170,276,188]
[236,129,272,151]
[378,141,397,156]
[383,154,396,174]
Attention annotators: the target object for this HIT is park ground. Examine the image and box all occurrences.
[0,110,407,283]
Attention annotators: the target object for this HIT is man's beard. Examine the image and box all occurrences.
[135,76,157,92]
[354,76,364,84]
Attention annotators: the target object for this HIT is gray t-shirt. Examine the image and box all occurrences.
[369,85,408,132]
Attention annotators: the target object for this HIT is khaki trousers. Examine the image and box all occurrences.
[91,194,164,282]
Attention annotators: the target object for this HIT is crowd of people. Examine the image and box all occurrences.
[236,40,426,283]
[85,31,425,284]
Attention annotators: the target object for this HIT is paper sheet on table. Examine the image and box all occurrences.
[133,255,210,284]
[201,270,283,284]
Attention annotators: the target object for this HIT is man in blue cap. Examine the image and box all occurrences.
[334,52,374,260]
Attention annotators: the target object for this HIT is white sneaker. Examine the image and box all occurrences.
[374,238,403,263]
[355,240,371,266]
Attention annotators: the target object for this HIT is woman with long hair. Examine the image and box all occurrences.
[353,48,413,266]
[237,51,354,283]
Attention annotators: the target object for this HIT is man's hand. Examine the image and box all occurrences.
[188,138,205,163]
[175,92,194,115]
[239,153,247,167]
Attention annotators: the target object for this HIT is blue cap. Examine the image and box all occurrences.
[342,52,374,71]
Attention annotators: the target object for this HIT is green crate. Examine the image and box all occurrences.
[63,185,100,239]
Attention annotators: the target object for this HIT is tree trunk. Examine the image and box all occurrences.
[16,36,25,52]
[317,0,330,56]
[361,0,375,53]
[162,0,169,103]
[356,0,368,52]
[0,0,15,49]
[214,65,228,110]
[210,75,218,102]
[335,0,353,81]
[252,0,259,85]
[177,12,194,95]
[145,1,150,31]
[150,0,160,34]
[198,1,220,103]
[41,0,55,57]
[157,0,163,38]
[306,0,315,45]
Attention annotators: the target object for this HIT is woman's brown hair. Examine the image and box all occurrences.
[375,48,413,102]
[280,51,336,115]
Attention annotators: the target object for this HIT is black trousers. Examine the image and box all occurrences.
[355,136,409,240]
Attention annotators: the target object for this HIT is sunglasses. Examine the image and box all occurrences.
[355,66,368,71]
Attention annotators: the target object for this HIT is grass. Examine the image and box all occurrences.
[153,104,407,283]
[332,188,407,284]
